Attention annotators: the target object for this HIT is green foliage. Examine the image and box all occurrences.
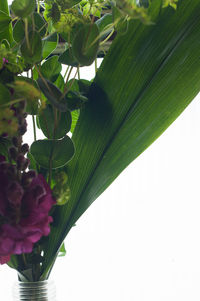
[30,136,75,169]
[40,0,200,279]
[20,30,42,64]
[72,23,100,66]
[59,48,79,67]
[0,11,11,34]
[0,82,11,105]
[38,104,72,139]
[41,56,62,82]
[11,0,36,18]
[42,33,58,59]
[37,78,68,112]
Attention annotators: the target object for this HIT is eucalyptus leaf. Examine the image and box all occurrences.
[72,23,100,66]
[20,30,42,64]
[59,48,79,67]
[39,104,72,139]
[11,0,36,18]
[41,56,62,82]
[37,78,68,112]
[30,136,75,169]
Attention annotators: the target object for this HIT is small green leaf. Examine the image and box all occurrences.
[0,83,11,105]
[20,30,42,64]
[0,11,11,34]
[39,104,72,139]
[42,33,58,59]
[72,23,99,66]
[11,0,36,18]
[30,136,75,169]
[59,48,79,67]
[41,56,62,82]
[37,78,68,112]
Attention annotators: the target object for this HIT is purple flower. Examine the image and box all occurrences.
[0,160,55,264]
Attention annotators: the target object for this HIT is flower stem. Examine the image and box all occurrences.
[32,115,37,142]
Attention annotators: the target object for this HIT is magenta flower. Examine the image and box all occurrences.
[0,159,55,264]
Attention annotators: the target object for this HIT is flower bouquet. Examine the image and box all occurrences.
[0,0,200,299]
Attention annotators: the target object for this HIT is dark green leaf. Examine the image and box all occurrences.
[0,0,13,44]
[30,136,75,169]
[41,56,62,82]
[11,0,36,18]
[59,47,79,67]
[0,83,11,105]
[20,30,42,64]
[54,74,65,92]
[33,12,47,37]
[72,23,100,66]
[13,19,25,43]
[0,10,11,34]
[42,33,58,59]
[37,78,68,112]
[38,104,72,139]
[65,91,88,111]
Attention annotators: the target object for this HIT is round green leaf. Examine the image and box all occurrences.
[33,12,47,37]
[39,104,72,139]
[11,0,36,18]
[59,48,79,67]
[72,23,100,66]
[41,56,62,82]
[13,19,25,43]
[30,136,75,169]
[20,30,42,64]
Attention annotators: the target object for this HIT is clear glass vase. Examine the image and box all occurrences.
[12,280,56,301]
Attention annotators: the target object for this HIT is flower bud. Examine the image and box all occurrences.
[9,147,18,161]
[21,170,37,186]
[21,143,29,155]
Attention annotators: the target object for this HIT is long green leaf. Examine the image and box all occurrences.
[41,0,200,278]
[0,0,13,43]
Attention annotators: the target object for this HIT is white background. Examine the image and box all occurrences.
[2,1,200,300]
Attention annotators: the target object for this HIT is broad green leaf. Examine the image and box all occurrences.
[41,56,62,82]
[40,0,200,279]
[37,78,68,112]
[11,0,36,18]
[30,136,75,169]
[38,104,72,139]
[0,0,13,43]
[0,11,11,34]
[71,110,79,133]
[33,12,47,37]
[72,23,100,66]
[0,83,11,104]
[20,30,42,64]
[59,48,79,67]
[42,33,58,59]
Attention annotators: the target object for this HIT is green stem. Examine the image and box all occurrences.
[95,58,97,74]
[32,115,37,141]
